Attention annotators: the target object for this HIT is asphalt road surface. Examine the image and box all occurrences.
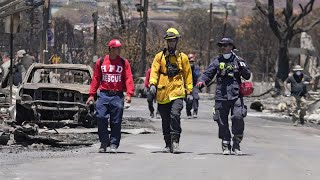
[1,97,320,180]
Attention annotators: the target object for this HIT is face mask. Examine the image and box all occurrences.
[295,71,302,76]
[223,53,232,59]
[293,71,303,83]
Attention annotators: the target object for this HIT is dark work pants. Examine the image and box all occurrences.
[186,87,200,115]
[95,92,124,147]
[158,98,183,145]
[214,98,245,143]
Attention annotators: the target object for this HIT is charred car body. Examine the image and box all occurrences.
[16,63,95,127]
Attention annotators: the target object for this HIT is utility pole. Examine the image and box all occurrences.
[207,3,213,68]
[222,4,229,37]
[92,11,98,57]
[9,15,14,106]
[117,0,125,30]
[140,0,148,76]
[205,3,213,93]
[40,0,50,63]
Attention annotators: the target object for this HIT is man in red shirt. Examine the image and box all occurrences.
[86,39,134,153]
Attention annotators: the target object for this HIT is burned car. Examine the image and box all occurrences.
[16,63,95,127]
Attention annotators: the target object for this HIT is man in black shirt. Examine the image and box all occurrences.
[284,65,313,126]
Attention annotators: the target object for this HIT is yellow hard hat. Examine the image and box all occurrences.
[164,28,181,40]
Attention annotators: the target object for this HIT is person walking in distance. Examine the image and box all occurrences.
[149,28,193,153]
[196,38,251,155]
[86,39,134,153]
[144,67,159,118]
[284,65,313,126]
[186,54,201,119]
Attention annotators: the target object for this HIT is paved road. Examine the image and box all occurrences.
[1,97,320,180]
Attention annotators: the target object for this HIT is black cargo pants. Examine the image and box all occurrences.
[158,98,183,146]
[214,98,247,144]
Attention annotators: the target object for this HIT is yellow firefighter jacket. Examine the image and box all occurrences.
[149,50,193,104]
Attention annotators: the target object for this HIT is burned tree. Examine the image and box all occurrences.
[255,0,320,93]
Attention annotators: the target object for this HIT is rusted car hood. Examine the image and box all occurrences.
[21,83,90,94]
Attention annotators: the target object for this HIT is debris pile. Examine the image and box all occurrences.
[248,91,320,125]
[0,121,94,148]
[0,116,155,152]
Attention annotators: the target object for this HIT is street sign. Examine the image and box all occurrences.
[47,28,54,46]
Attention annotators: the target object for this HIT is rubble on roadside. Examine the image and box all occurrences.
[247,90,320,125]
[0,116,155,152]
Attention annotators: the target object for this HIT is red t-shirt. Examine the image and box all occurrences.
[89,55,134,97]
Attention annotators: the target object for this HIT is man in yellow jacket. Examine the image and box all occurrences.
[149,28,193,153]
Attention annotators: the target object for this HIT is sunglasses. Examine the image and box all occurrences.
[167,39,177,42]
[219,44,230,47]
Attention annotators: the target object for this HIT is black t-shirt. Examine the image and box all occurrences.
[286,73,311,96]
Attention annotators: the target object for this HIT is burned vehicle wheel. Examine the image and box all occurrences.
[15,63,94,127]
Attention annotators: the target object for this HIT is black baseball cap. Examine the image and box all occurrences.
[217,37,236,49]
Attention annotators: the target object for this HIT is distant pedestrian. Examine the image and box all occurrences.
[284,65,313,126]
[185,54,201,118]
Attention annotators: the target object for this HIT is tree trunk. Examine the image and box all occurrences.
[275,41,290,94]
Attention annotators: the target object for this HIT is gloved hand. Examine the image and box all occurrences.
[226,64,233,71]
[196,82,206,88]
[150,85,157,96]
[187,94,193,102]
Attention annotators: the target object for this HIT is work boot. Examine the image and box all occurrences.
[187,111,192,119]
[232,141,242,156]
[150,112,154,118]
[293,121,298,126]
[156,112,160,119]
[98,143,107,153]
[163,146,170,153]
[172,141,179,153]
[109,144,117,153]
[171,134,180,153]
[193,111,198,118]
[222,140,231,155]
[163,135,171,153]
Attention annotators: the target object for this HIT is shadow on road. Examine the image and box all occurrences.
[151,151,193,154]
[197,152,254,156]
[90,151,135,154]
